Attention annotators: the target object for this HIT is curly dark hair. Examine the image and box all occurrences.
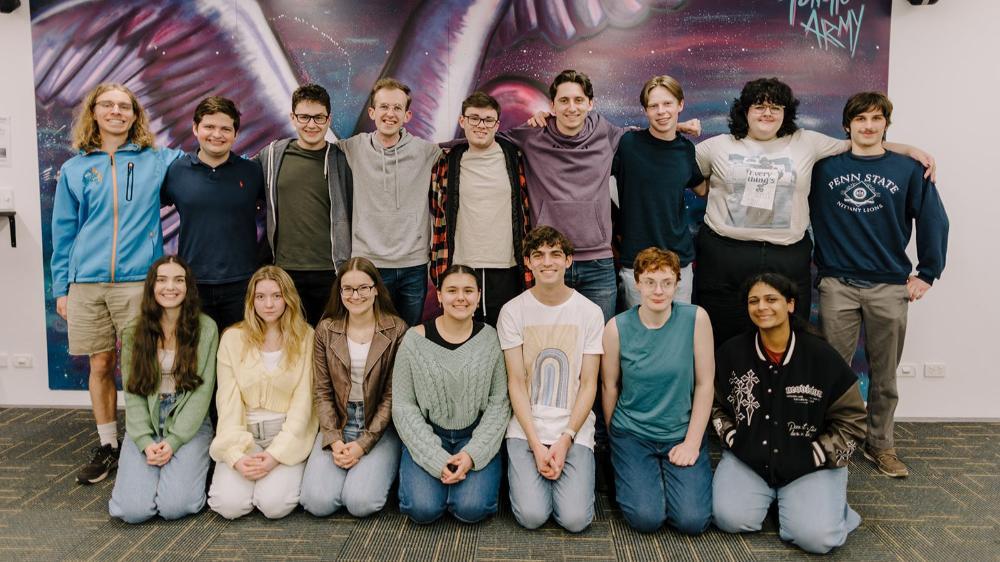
[126,256,203,397]
[728,78,800,140]
[522,225,574,258]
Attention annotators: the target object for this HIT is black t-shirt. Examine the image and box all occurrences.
[422,318,485,350]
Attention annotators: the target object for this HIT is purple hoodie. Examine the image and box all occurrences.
[502,114,624,261]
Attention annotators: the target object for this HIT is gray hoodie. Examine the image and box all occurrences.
[338,129,442,268]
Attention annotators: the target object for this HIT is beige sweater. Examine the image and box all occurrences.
[210,326,318,467]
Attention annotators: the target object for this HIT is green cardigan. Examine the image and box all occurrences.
[122,314,219,453]
[391,325,510,476]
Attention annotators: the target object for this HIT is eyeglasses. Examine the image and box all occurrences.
[375,103,406,114]
[294,113,330,124]
[639,278,676,291]
[95,101,134,113]
[463,115,498,128]
[341,284,374,298]
[749,103,785,115]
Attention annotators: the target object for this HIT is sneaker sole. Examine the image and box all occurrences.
[76,461,118,485]
[863,450,908,478]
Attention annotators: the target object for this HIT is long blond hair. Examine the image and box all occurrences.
[238,266,310,368]
[71,83,156,152]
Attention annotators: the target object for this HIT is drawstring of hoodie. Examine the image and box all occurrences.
[323,143,330,179]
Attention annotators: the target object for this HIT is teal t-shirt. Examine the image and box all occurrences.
[611,302,696,442]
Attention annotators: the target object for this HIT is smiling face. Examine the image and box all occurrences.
[746,281,795,331]
[644,86,684,139]
[551,82,593,137]
[153,261,187,310]
[848,107,888,155]
[437,272,480,322]
[193,112,237,161]
[339,269,377,318]
[636,267,678,313]
[368,87,412,142]
[253,279,287,326]
[746,101,785,141]
[459,106,499,151]
[93,88,136,141]
[525,243,572,288]
[290,99,330,150]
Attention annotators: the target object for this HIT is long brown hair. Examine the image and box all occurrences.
[126,256,203,396]
[322,257,399,324]
[71,83,156,152]
[238,266,310,368]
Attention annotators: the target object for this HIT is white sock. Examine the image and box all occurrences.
[96,422,118,449]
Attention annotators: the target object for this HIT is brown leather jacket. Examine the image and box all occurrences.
[313,314,407,452]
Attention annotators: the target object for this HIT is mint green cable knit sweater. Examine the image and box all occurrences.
[391,325,510,476]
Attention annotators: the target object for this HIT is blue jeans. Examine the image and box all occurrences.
[109,394,213,523]
[379,264,428,326]
[398,419,502,524]
[610,425,712,534]
[506,438,595,533]
[564,257,617,323]
[712,450,861,554]
[300,402,401,517]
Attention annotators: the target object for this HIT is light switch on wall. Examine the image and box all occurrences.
[0,189,14,212]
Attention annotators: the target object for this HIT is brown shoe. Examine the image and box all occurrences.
[863,446,909,478]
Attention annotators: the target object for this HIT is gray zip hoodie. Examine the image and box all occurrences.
[338,129,442,268]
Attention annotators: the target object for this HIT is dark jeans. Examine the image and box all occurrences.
[610,425,712,534]
[379,264,428,327]
[694,228,812,347]
[198,279,250,333]
[564,257,617,323]
[471,266,522,328]
[398,419,501,524]
[285,269,337,326]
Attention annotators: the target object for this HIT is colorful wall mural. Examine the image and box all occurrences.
[30,0,890,390]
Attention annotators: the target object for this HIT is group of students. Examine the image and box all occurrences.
[50,67,947,555]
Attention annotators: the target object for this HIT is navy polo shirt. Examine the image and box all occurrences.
[161,151,265,284]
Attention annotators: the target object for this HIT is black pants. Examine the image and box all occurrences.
[285,269,337,326]
[694,228,812,347]
[471,266,522,328]
[198,279,250,333]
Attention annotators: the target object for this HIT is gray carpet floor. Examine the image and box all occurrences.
[0,408,997,561]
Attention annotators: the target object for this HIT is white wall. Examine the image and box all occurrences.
[1,1,997,417]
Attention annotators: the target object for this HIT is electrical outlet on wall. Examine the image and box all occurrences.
[897,363,917,377]
[12,354,32,368]
[0,189,13,212]
[924,363,946,378]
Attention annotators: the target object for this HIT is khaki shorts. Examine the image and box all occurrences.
[66,282,143,355]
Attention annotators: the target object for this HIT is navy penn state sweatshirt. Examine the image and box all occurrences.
[809,151,948,285]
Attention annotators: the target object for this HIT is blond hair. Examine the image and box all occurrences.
[237,266,310,369]
[71,83,156,152]
[640,75,684,108]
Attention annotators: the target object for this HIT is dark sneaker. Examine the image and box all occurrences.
[76,443,120,484]
[863,446,909,478]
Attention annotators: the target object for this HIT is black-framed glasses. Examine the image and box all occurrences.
[463,114,498,128]
[294,113,330,124]
[341,284,374,298]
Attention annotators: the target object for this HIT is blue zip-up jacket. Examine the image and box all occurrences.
[51,144,183,297]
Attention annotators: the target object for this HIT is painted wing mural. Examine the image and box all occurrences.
[31,0,889,390]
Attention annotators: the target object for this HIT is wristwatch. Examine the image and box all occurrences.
[560,427,577,441]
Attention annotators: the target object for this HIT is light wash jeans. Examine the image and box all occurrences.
[712,450,861,554]
[299,402,401,517]
[506,437,595,533]
[620,263,693,309]
[109,394,213,523]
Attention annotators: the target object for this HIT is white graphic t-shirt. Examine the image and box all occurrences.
[696,129,844,245]
[497,290,604,449]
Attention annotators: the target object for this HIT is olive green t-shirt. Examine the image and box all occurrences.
[274,143,334,270]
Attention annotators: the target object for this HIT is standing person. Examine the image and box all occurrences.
[162,96,265,331]
[338,78,443,326]
[393,264,511,524]
[498,226,604,533]
[255,83,352,325]
[51,82,183,484]
[694,78,935,345]
[207,266,318,519]
[613,76,705,307]
[299,258,406,517]
[429,91,531,326]
[711,273,867,554]
[600,248,714,534]
[109,256,218,523]
[811,92,949,478]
